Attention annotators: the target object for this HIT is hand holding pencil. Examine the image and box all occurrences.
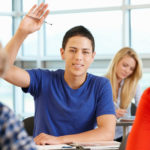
[18,3,50,35]
[114,102,127,118]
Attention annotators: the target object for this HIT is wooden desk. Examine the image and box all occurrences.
[116,120,133,140]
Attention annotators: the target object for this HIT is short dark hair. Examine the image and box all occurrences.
[62,25,95,52]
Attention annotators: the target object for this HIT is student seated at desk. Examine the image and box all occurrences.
[0,43,37,150]
[105,47,142,142]
[3,3,116,145]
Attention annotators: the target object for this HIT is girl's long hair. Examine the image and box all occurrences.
[105,47,142,109]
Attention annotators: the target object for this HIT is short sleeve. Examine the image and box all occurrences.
[22,69,42,98]
[96,79,115,117]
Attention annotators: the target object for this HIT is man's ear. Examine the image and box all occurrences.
[91,51,96,62]
[60,48,65,60]
[92,51,96,58]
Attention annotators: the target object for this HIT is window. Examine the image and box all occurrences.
[131,9,150,54]
[23,93,35,116]
[23,32,39,56]
[140,72,150,92]
[45,11,122,56]
[0,0,12,12]
[23,0,38,12]
[22,0,39,56]
[46,0,121,10]
[131,0,150,5]
[0,0,150,118]
[0,17,12,46]
[0,80,13,109]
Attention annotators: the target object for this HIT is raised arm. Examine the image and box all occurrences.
[3,3,49,88]
[34,114,116,145]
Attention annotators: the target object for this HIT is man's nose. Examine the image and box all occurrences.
[74,50,83,60]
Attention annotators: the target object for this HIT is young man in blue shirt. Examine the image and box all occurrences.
[3,3,116,145]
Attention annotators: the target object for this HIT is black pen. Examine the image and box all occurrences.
[76,146,90,150]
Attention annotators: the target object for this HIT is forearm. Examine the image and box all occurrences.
[59,127,115,144]
[34,115,116,145]
[5,28,28,65]
[34,128,115,145]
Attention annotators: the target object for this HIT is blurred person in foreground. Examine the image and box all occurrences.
[119,87,150,150]
[126,87,150,150]
[0,43,37,150]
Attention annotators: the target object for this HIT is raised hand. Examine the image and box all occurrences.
[18,3,50,35]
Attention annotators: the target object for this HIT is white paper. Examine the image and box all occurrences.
[36,141,120,150]
[36,144,73,150]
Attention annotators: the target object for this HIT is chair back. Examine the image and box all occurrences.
[23,116,34,136]
[131,102,137,116]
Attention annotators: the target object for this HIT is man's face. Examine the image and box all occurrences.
[60,36,95,78]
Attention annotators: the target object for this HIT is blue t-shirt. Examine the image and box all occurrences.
[22,69,115,137]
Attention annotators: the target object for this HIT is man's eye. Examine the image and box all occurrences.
[83,51,90,54]
[70,49,75,53]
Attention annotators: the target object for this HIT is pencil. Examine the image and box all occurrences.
[26,15,52,26]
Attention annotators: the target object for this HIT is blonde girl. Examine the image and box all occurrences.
[106,47,142,141]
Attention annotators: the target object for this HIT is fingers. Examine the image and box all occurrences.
[120,109,127,114]
[36,4,49,17]
[117,108,127,113]
[34,133,51,145]
[34,133,62,145]
[34,3,45,16]
[28,4,37,14]
[41,10,50,22]
[27,3,49,19]
[34,133,44,145]
[116,108,127,118]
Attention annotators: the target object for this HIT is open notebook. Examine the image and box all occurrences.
[118,116,135,122]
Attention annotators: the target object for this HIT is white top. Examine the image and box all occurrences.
[114,80,142,139]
